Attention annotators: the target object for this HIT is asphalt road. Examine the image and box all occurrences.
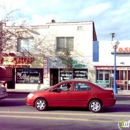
[0,93,130,130]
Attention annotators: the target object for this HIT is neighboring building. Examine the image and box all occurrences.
[0,21,98,91]
[94,41,130,90]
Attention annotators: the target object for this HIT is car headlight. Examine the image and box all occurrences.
[27,93,34,98]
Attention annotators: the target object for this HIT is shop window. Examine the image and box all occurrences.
[105,73,109,80]
[16,68,43,84]
[73,69,88,79]
[99,73,103,80]
[96,70,110,84]
[17,38,34,52]
[60,69,73,81]
[56,37,74,52]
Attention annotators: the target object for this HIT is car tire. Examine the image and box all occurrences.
[35,98,47,111]
[89,100,102,113]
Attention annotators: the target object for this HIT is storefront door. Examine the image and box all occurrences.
[50,69,58,86]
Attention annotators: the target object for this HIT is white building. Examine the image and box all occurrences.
[0,21,98,91]
[94,40,130,90]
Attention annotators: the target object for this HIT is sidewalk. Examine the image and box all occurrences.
[115,90,130,96]
[7,89,33,94]
[6,89,130,96]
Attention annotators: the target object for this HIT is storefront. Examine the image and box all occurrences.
[0,52,44,90]
[95,66,130,90]
[48,57,89,86]
[95,40,130,90]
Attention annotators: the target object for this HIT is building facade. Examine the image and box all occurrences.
[94,41,130,90]
[0,21,98,91]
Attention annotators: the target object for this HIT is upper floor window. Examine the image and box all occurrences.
[17,38,34,52]
[56,37,74,52]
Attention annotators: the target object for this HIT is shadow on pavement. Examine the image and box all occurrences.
[102,104,130,113]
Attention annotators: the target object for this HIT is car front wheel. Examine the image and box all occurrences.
[89,100,102,113]
[35,98,47,111]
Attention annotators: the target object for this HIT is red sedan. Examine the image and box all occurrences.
[26,79,116,113]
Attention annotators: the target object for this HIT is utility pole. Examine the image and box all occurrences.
[110,33,115,41]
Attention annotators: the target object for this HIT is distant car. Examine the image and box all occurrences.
[0,81,8,100]
[26,79,116,113]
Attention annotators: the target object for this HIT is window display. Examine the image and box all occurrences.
[16,68,43,83]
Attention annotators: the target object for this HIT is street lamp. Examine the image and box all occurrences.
[111,39,120,94]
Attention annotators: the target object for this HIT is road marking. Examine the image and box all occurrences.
[0,114,119,123]
[0,111,130,118]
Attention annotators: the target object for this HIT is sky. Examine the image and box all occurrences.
[0,0,130,41]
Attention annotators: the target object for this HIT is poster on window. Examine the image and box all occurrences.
[73,69,88,79]
[16,68,43,83]
[60,69,73,81]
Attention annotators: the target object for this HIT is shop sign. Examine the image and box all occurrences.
[117,47,130,53]
[13,57,34,64]
[116,80,125,85]
[96,66,128,70]
[72,60,86,68]
[44,57,48,78]
[96,80,110,84]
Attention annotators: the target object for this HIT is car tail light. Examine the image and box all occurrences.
[111,91,114,97]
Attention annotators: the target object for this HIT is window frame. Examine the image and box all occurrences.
[56,37,74,52]
[17,38,34,53]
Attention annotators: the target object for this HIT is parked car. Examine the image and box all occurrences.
[26,79,116,113]
[0,81,8,100]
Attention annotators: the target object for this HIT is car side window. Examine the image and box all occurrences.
[58,83,72,91]
[74,83,91,91]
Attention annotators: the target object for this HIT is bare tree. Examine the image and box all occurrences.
[0,5,28,57]
[57,48,73,71]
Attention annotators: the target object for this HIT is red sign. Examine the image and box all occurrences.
[13,57,34,64]
[116,80,125,85]
[117,47,130,52]
[2,53,16,56]
[44,57,48,78]
[0,57,3,64]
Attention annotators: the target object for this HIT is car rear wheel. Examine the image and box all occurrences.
[89,100,102,113]
[35,98,47,111]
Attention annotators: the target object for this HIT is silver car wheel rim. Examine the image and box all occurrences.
[37,100,45,110]
[91,101,100,111]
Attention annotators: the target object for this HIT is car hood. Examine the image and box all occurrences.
[32,88,49,94]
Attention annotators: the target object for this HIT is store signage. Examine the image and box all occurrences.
[96,66,129,70]
[44,57,48,78]
[96,80,110,84]
[73,69,88,79]
[116,80,125,85]
[13,57,34,64]
[72,60,86,68]
[1,52,35,66]
[117,47,130,53]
